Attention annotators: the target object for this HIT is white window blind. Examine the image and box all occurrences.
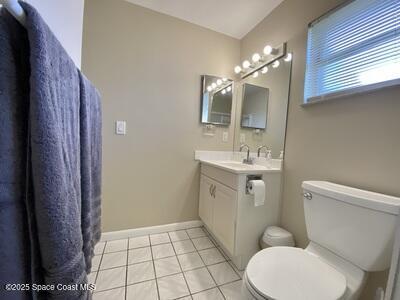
[304,0,400,103]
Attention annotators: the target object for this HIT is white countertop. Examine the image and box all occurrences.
[200,159,282,174]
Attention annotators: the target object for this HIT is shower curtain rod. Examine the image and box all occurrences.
[0,0,26,26]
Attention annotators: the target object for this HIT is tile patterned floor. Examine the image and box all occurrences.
[91,227,245,300]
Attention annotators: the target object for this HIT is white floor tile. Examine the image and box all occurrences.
[100,251,127,270]
[104,239,128,253]
[186,228,207,239]
[192,287,224,300]
[126,280,158,300]
[150,233,170,245]
[198,248,225,266]
[94,242,105,255]
[95,266,126,291]
[157,273,190,300]
[184,267,216,294]
[88,272,97,285]
[169,230,189,242]
[152,243,175,259]
[154,256,181,278]
[208,262,240,286]
[127,261,155,284]
[173,239,196,255]
[220,280,245,300]
[128,247,152,264]
[93,287,125,300]
[192,237,214,250]
[129,236,150,249]
[91,255,101,271]
[177,252,204,271]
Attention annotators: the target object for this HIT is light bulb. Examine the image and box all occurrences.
[207,86,212,92]
[227,86,232,92]
[252,53,261,63]
[263,45,273,55]
[217,79,222,86]
[252,71,259,78]
[211,83,217,89]
[234,66,242,74]
[284,53,292,62]
[222,77,228,82]
[261,66,268,74]
[242,60,251,69]
[221,89,226,95]
[272,60,280,68]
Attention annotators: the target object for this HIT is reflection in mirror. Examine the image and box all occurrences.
[201,75,233,126]
[233,58,292,158]
[241,83,269,129]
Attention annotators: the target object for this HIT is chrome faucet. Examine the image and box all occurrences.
[240,144,253,164]
[257,145,269,157]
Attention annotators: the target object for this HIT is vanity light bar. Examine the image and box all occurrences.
[206,81,233,94]
[234,43,289,79]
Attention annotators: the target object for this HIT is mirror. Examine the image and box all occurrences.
[201,75,233,126]
[241,83,269,129]
[233,58,292,158]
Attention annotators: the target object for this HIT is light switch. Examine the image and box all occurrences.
[115,121,126,135]
[222,131,229,142]
[240,133,246,143]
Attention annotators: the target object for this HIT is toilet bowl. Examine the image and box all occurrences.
[242,181,400,300]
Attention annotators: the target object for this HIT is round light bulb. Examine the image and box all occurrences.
[272,60,280,68]
[216,79,222,86]
[221,89,226,95]
[222,77,228,82]
[252,71,259,78]
[252,53,261,63]
[234,66,242,74]
[284,53,292,62]
[261,66,268,74]
[211,83,217,89]
[207,86,212,92]
[263,45,273,55]
[242,60,251,69]
[227,86,232,92]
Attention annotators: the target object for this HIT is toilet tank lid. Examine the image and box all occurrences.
[302,181,400,215]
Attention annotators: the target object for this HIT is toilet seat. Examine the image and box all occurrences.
[245,247,347,300]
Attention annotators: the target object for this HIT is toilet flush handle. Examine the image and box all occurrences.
[303,192,313,200]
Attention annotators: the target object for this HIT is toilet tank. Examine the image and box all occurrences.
[302,181,400,272]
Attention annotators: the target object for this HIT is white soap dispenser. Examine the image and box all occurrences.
[266,150,272,168]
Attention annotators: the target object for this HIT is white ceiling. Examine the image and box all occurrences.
[124,0,284,39]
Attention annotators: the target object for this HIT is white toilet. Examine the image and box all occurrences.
[243,181,400,300]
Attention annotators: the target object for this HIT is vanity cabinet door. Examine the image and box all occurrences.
[199,175,214,230]
[213,181,237,254]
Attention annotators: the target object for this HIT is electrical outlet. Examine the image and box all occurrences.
[222,131,229,142]
[115,121,126,135]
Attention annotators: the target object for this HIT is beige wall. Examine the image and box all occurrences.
[82,0,240,231]
[241,0,400,298]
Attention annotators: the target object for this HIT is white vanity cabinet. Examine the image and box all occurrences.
[199,162,282,270]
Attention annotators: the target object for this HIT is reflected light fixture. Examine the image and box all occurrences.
[227,86,232,92]
[222,77,228,82]
[207,86,212,92]
[221,89,226,95]
[211,82,217,89]
[252,53,261,63]
[216,79,222,86]
[253,71,259,78]
[272,60,280,68]
[261,66,268,74]
[284,53,292,62]
[242,60,251,69]
[234,65,242,74]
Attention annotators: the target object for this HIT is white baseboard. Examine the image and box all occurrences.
[100,220,203,242]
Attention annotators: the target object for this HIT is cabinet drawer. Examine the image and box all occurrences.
[201,164,237,190]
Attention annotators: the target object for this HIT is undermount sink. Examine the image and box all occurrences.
[200,160,281,174]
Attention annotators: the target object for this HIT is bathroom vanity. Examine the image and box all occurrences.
[198,157,282,270]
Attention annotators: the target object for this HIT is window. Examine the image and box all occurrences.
[304,0,400,103]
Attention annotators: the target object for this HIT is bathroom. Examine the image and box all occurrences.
[0,0,399,299]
